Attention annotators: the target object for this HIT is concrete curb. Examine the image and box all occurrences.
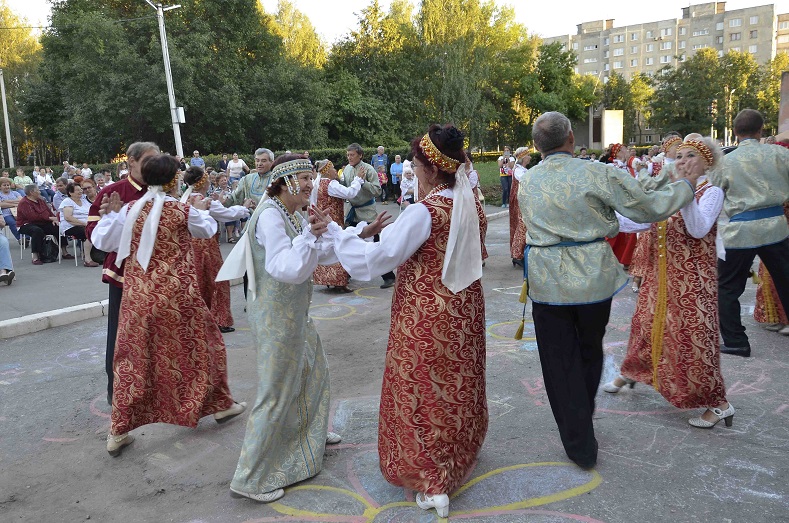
[0,277,244,340]
[486,210,509,221]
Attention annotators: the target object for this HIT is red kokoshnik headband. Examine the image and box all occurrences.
[419,133,461,174]
[677,140,714,167]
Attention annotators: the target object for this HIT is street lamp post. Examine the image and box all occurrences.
[0,69,13,168]
[145,1,184,158]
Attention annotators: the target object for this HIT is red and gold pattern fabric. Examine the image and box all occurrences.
[508,177,526,260]
[314,178,351,287]
[753,203,789,325]
[628,231,654,278]
[193,234,234,327]
[621,184,726,409]
[379,193,488,495]
[475,190,488,261]
[111,201,234,435]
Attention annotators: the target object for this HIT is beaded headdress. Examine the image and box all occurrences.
[515,148,531,160]
[419,133,461,174]
[609,143,624,159]
[661,136,682,153]
[677,140,714,167]
[271,159,313,195]
[190,172,209,191]
[317,160,334,175]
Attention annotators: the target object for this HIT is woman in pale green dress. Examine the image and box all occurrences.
[222,155,383,503]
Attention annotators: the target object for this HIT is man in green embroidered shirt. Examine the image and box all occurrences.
[710,109,789,358]
[520,112,700,470]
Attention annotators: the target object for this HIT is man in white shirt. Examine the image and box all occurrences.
[81,163,93,179]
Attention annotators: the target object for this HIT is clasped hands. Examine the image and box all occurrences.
[100,191,213,215]
[308,207,392,240]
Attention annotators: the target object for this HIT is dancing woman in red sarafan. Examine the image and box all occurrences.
[604,137,734,429]
[92,154,245,457]
[181,166,252,332]
[322,124,488,519]
[509,147,530,267]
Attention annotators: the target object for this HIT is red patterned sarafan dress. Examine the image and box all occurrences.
[621,183,726,408]
[313,177,351,287]
[753,203,789,325]
[378,193,488,496]
[111,201,234,435]
[193,233,233,327]
[509,175,526,262]
[475,191,488,261]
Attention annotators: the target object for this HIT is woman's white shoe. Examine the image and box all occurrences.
[229,487,285,503]
[326,432,342,444]
[416,492,449,518]
[688,404,735,429]
[602,377,636,393]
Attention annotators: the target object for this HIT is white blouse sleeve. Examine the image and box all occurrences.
[327,178,362,199]
[680,186,724,239]
[90,205,129,252]
[208,200,250,222]
[254,207,323,284]
[615,211,651,233]
[187,206,217,238]
[323,202,432,280]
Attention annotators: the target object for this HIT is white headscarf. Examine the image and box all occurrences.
[116,185,167,272]
[441,163,482,293]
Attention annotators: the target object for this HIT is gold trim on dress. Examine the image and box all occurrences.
[650,220,669,391]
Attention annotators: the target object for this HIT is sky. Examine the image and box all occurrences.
[9,0,789,41]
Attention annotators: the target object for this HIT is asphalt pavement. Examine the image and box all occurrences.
[1,204,787,523]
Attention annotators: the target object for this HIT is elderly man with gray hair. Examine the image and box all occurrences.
[518,111,702,470]
[223,148,274,208]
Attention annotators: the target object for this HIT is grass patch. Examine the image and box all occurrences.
[476,162,504,205]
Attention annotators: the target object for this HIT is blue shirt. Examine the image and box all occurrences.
[190,157,206,168]
[371,153,388,171]
[389,162,403,184]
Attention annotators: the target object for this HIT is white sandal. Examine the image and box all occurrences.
[416,492,449,518]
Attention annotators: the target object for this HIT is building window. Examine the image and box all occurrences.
[778,34,789,43]
[630,59,638,67]
[573,42,579,50]
[613,34,624,43]
[583,57,598,63]
[613,48,624,56]
[679,27,687,35]
[613,61,623,69]
[645,135,653,143]
[680,54,686,61]
[731,46,741,52]
[660,55,671,63]
[604,50,610,58]
[645,57,654,65]
[659,41,672,50]
[604,37,610,46]
[645,123,652,130]
[692,29,709,36]
[679,40,686,49]
[631,33,639,41]
[749,45,758,53]
[660,28,673,37]
[716,22,724,31]
[716,36,723,44]
[718,50,724,57]
[780,21,789,30]
[588,70,598,75]
[749,16,759,25]
[730,32,741,41]
[692,44,706,50]
[646,30,653,38]
[584,44,598,51]
[631,45,638,53]
[604,63,610,71]
[729,18,742,27]
[750,30,758,39]
[646,43,654,52]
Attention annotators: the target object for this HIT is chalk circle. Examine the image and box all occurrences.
[487,320,536,341]
[353,287,380,299]
[493,286,525,295]
[264,462,602,522]
[309,303,357,320]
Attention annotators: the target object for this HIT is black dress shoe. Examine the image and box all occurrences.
[219,326,236,333]
[380,279,395,289]
[721,345,751,357]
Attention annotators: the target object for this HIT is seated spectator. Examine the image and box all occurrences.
[95,170,112,189]
[400,167,416,207]
[52,177,69,211]
[17,185,70,264]
[81,178,98,204]
[0,177,21,240]
[59,182,98,267]
[35,168,56,202]
[0,215,14,285]
[13,168,32,197]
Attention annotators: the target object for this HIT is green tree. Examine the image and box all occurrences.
[271,0,327,68]
[756,52,789,134]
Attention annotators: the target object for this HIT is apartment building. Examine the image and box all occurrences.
[544,2,784,81]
